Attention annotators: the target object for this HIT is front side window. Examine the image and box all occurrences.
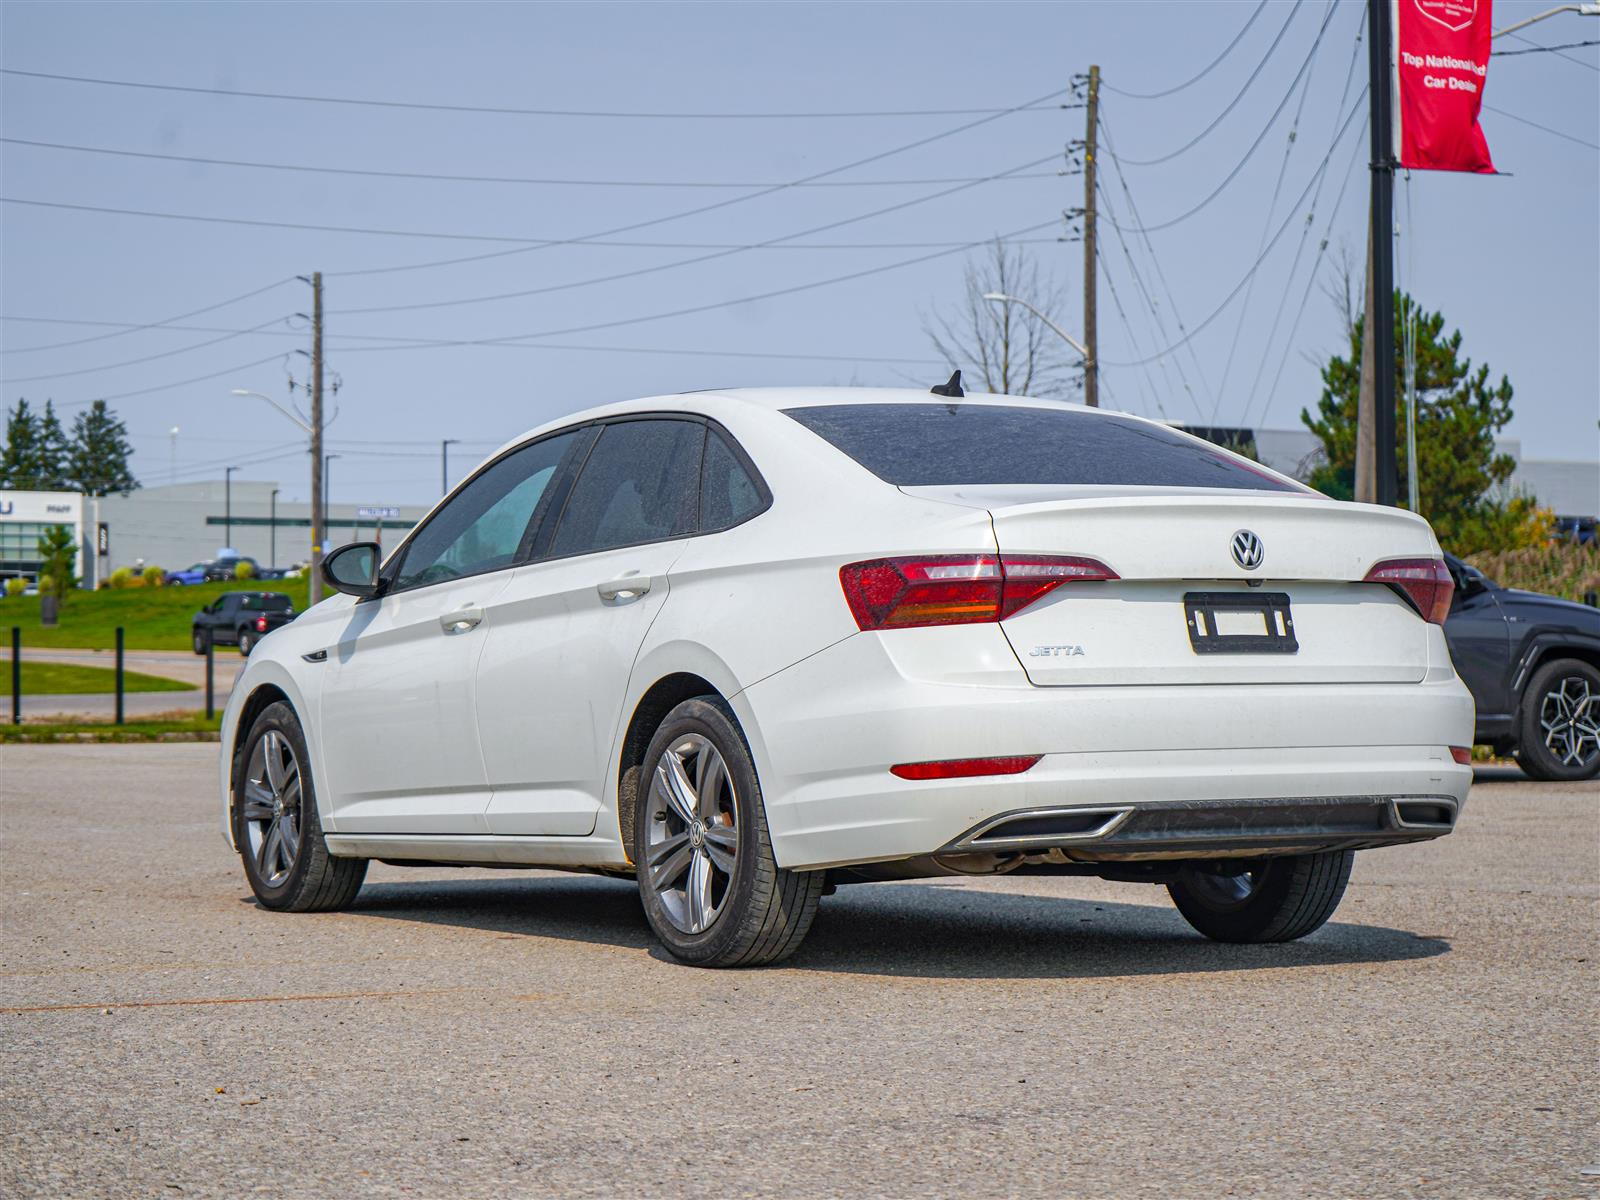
[392,430,579,591]
[549,419,703,558]
[783,403,1308,492]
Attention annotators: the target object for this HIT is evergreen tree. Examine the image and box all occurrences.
[36,400,70,489]
[1,399,44,489]
[1302,291,1548,556]
[66,400,139,496]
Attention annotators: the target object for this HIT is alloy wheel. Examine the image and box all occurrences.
[644,733,739,934]
[241,729,303,887]
[1539,675,1599,769]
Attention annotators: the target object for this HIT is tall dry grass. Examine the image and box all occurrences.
[1465,543,1600,603]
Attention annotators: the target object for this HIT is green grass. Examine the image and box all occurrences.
[0,714,222,743]
[16,661,192,695]
[0,577,310,651]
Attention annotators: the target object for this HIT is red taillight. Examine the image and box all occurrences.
[839,554,1117,631]
[255,616,269,632]
[890,755,1042,780]
[1364,557,1454,625]
[1450,746,1473,765]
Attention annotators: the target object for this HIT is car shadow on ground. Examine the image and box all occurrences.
[337,874,1448,980]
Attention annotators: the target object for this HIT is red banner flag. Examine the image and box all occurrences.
[1393,0,1496,173]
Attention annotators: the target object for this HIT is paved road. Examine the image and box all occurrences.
[9,647,240,719]
[2,748,1595,1199]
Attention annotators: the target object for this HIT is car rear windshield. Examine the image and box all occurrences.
[783,403,1304,492]
[239,594,292,612]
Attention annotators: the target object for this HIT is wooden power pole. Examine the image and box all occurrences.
[308,271,325,605]
[1082,64,1100,407]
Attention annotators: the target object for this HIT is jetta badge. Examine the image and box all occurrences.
[1230,529,1265,570]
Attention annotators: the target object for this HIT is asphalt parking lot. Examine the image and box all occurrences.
[2,745,1595,1199]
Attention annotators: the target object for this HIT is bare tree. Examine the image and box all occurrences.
[925,240,1079,399]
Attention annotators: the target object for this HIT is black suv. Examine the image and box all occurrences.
[1445,555,1600,780]
[192,592,297,657]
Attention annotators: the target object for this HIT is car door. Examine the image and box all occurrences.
[318,430,584,835]
[476,417,705,836]
[210,596,238,643]
[1444,559,1510,724]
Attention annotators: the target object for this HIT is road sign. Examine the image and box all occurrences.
[357,506,401,519]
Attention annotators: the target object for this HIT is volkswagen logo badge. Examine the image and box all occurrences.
[1230,529,1265,570]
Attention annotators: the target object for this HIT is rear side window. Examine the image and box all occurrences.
[550,419,703,557]
[239,594,292,612]
[700,429,765,530]
[783,403,1305,492]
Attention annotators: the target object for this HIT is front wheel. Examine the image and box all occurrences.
[1516,658,1600,781]
[635,697,824,967]
[192,630,207,655]
[1167,851,1353,943]
[233,701,367,912]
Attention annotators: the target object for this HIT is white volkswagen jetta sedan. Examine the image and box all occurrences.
[219,385,1473,967]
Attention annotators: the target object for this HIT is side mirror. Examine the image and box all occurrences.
[322,542,382,599]
[1457,563,1488,597]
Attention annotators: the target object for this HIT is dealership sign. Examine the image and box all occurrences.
[1393,0,1496,172]
[0,490,84,524]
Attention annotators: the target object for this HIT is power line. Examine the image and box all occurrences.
[327,85,1073,278]
[1,316,292,384]
[1482,103,1599,150]
[1100,91,1367,369]
[1101,0,1271,99]
[2,314,954,368]
[0,277,293,356]
[1493,38,1599,59]
[51,353,291,408]
[328,153,1061,316]
[0,136,1063,191]
[1109,0,1306,166]
[0,67,1076,119]
[1096,5,1341,234]
[1504,29,1598,70]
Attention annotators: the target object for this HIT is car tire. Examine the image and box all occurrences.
[1515,658,1600,781]
[635,697,824,968]
[192,630,207,655]
[238,630,255,656]
[232,700,367,912]
[1167,851,1353,943]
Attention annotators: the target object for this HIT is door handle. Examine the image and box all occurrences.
[439,605,484,634]
[597,572,652,602]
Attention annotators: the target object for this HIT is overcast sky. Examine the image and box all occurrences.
[3,0,1595,507]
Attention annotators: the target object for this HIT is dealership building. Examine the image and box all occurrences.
[1,430,1594,587]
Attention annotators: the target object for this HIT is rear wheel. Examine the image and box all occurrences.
[1515,658,1600,781]
[635,697,824,967]
[233,701,366,912]
[1167,851,1353,943]
[238,630,256,656]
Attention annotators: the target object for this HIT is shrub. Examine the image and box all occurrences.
[142,565,165,587]
[233,560,256,580]
[1466,542,1600,604]
[38,574,55,594]
[110,567,136,589]
[4,577,25,598]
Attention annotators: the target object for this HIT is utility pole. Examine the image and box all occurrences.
[324,453,341,552]
[224,466,237,551]
[269,488,278,571]
[1365,2,1398,506]
[1082,64,1100,407]
[308,271,325,604]
[441,438,460,497]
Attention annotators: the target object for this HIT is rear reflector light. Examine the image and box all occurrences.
[1363,557,1454,625]
[1450,746,1473,765]
[890,755,1042,780]
[255,616,269,632]
[840,554,1117,630]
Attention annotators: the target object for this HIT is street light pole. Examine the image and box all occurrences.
[441,438,460,497]
[269,488,279,571]
[324,454,341,552]
[981,294,1092,399]
[224,466,237,552]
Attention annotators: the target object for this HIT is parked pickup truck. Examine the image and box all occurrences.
[191,592,297,656]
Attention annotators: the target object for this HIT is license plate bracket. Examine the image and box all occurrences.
[1184,591,1298,655]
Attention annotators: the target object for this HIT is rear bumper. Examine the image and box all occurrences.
[734,628,1475,871]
